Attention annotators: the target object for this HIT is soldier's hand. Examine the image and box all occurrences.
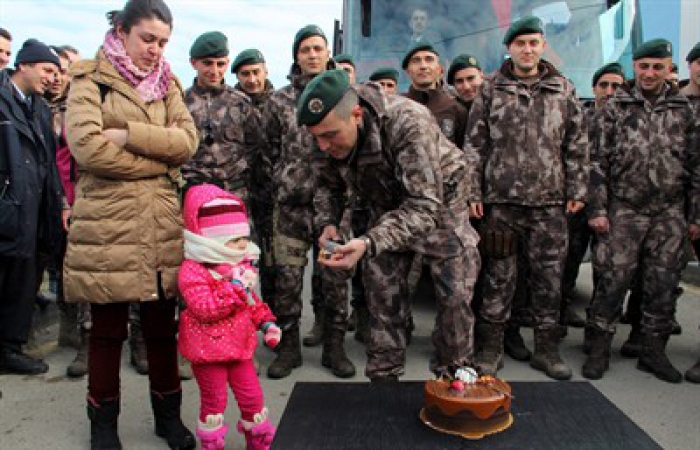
[566,200,585,214]
[588,216,610,234]
[102,128,129,147]
[319,225,340,248]
[689,224,700,241]
[469,202,484,219]
[318,238,365,271]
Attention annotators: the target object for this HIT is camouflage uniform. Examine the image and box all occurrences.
[588,82,700,336]
[405,85,469,148]
[183,81,259,202]
[314,84,480,379]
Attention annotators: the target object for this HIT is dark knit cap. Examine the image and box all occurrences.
[297,69,350,126]
[686,42,700,63]
[369,67,399,83]
[447,54,481,85]
[190,31,229,59]
[633,38,673,60]
[293,25,327,61]
[591,62,625,86]
[14,39,60,68]
[231,48,265,74]
[402,42,439,69]
[503,15,545,45]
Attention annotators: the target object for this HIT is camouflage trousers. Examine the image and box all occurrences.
[272,202,346,326]
[589,202,686,335]
[480,205,568,328]
[363,241,478,379]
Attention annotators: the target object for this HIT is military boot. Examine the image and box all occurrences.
[475,323,505,376]
[636,332,682,383]
[267,325,302,379]
[302,308,324,347]
[620,325,643,358]
[321,323,356,378]
[87,397,122,450]
[58,303,80,349]
[67,330,89,378]
[530,327,572,380]
[129,324,148,375]
[503,324,531,361]
[581,327,614,380]
[354,304,370,344]
[685,358,700,384]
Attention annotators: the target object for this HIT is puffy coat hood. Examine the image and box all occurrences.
[183,183,249,235]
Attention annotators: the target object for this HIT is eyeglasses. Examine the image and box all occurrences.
[597,81,621,89]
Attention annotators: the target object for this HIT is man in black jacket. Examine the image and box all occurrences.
[0,39,63,375]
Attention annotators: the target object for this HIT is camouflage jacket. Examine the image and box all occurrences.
[404,84,468,148]
[260,63,334,206]
[465,60,588,207]
[183,81,259,193]
[235,80,274,112]
[589,82,700,223]
[314,83,477,256]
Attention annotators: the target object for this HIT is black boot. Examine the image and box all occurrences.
[129,324,148,375]
[354,304,370,344]
[0,343,48,375]
[530,327,572,380]
[302,308,324,347]
[87,397,122,450]
[504,324,531,361]
[582,327,613,380]
[268,324,302,379]
[636,332,682,383]
[67,331,89,378]
[620,325,643,358]
[150,390,196,449]
[475,323,505,375]
[321,322,356,378]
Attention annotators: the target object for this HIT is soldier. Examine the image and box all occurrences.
[261,25,354,379]
[368,67,399,95]
[403,42,468,148]
[334,53,356,84]
[182,31,258,201]
[583,39,700,383]
[466,16,588,380]
[447,54,484,113]
[303,70,479,382]
[680,41,700,384]
[231,48,277,315]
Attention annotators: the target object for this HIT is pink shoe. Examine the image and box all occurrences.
[196,414,228,450]
[237,408,276,450]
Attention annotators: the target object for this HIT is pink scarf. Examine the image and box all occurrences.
[102,30,172,103]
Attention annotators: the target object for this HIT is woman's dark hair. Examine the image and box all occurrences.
[107,0,173,33]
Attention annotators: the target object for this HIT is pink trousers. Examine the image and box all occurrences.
[192,359,264,422]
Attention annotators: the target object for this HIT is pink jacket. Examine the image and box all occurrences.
[178,184,275,364]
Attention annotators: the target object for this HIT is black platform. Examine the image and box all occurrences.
[271,381,662,450]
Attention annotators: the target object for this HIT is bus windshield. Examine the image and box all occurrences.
[342,0,637,97]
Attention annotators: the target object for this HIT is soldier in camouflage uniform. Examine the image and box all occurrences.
[368,67,399,95]
[465,17,588,380]
[681,41,700,384]
[303,70,479,381]
[261,25,354,379]
[583,39,700,383]
[447,54,484,114]
[182,32,259,202]
[231,49,277,312]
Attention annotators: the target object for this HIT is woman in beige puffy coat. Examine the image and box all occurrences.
[63,1,197,448]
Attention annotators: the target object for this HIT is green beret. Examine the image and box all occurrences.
[633,38,673,60]
[503,15,544,45]
[447,54,481,85]
[591,62,625,86]
[686,42,700,63]
[231,48,265,74]
[369,67,399,83]
[293,25,327,61]
[297,69,350,126]
[334,53,355,67]
[402,42,439,69]
[190,31,229,59]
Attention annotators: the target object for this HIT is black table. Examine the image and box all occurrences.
[271,381,662,450]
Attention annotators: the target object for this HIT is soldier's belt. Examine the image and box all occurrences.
[477,223,518,259]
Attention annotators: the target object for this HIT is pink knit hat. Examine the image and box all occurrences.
[198,197,250,239]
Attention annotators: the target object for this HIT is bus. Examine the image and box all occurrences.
[334,0,700,97]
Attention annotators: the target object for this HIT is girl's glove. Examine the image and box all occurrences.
[262,323,281,349]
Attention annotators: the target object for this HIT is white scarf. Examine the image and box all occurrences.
[183,230,260,266]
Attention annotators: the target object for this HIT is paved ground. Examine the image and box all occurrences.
[1,263,699,449]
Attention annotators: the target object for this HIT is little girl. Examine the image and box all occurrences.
[179,184,280,450]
